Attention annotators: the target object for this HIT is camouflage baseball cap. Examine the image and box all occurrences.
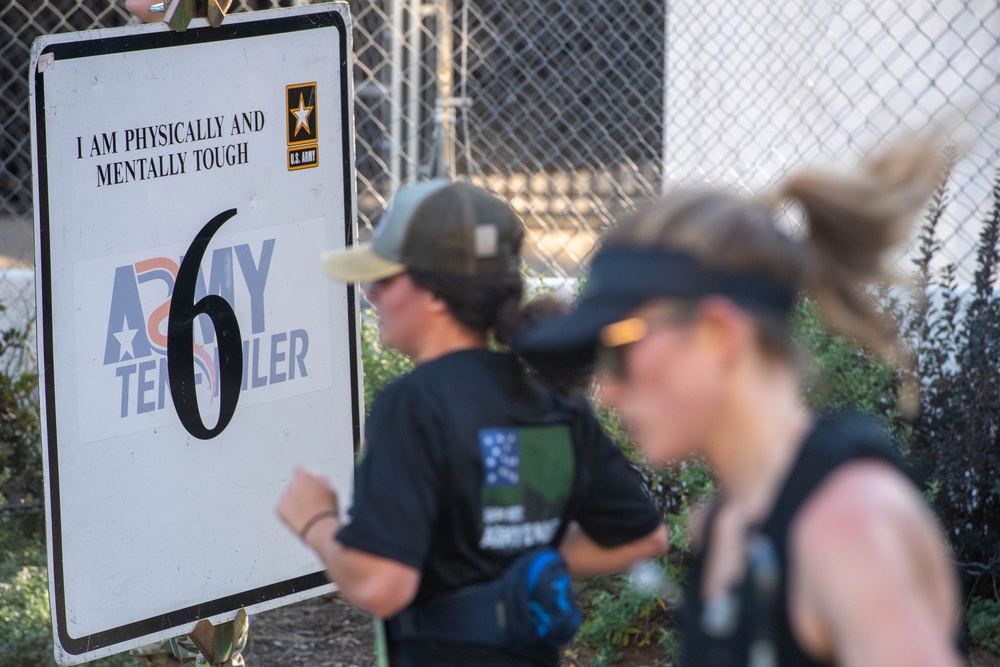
[322,179,524,282]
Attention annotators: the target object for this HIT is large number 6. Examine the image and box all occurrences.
[168,208,243,439]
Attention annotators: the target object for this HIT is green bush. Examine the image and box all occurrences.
[793,298,902,430]
[0,527,51,667]
[574,571,672,663]
[968,596,1000,654]
[0,307,52,666]
[905,163,1000,600]
[359,308,412,415]
[0,308,42,514]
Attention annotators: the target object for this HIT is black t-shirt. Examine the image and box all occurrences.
[336,350,662,665]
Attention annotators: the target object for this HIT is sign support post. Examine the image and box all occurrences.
[161,0,233,32]
[187,609,248,665]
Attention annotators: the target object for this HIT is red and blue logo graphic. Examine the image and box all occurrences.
[102,238,310,419]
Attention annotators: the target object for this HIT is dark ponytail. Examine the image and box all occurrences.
[515,294,595,397]
[407,270,523,345]
[408,269,592,394]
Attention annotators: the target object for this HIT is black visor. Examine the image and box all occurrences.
[514,246,795,360]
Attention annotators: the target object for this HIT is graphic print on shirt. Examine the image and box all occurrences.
[479,425,574,550]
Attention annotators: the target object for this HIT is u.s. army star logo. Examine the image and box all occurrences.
[285,82,319,170]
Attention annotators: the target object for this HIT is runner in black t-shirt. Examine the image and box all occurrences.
[277,180,668,666]
[516,133,962,666]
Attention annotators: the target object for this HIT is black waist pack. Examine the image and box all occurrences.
[387,548,581,650]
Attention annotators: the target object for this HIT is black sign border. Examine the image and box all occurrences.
[33,6,359,657]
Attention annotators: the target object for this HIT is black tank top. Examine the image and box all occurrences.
[679,411,906,666]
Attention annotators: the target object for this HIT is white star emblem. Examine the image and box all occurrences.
[292,93,313,137]
[114,318,139,361]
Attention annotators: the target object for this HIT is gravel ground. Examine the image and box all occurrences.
[248,594,377,667]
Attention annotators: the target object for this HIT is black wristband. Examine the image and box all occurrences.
[299,509,340,542]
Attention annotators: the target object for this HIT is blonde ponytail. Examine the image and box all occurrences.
[774,132,948,364]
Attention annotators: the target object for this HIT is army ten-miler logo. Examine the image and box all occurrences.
[286,82,318,171]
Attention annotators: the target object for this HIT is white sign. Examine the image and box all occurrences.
[29,5,359,663]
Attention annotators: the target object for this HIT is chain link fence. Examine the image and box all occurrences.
[2,0,999,324]
[662,0,1000,282]
[352,0,666,286]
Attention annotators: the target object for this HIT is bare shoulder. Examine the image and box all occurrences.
[789,459,961,663]
[792,460,946,561]
[792,459,948,582]
[794,460,927,541]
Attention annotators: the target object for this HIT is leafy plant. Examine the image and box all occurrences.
[967,596,1000,653]
[657,626,680,663]
[793,298,902,433]
[905,164,1000,599]
[359,308,412,415]
[574,571,671,665]
[0,309,42,517]
[0,527,51,667]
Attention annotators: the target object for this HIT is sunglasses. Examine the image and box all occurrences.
[365,271,407,294]
[595,311,691,380]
